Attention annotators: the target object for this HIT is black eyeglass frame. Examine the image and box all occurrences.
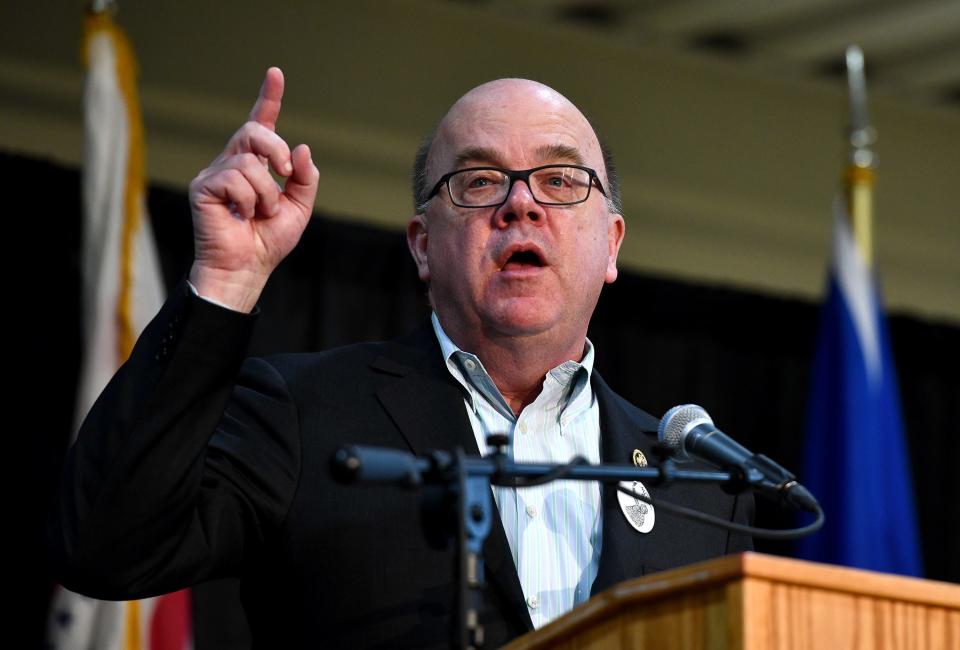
[423,164,609,209]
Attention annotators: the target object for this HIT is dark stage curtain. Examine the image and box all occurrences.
[17,151,958,647]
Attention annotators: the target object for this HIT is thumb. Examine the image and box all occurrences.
[282,144,319,214]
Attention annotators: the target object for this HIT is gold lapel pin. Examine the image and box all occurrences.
[632,449,648,467]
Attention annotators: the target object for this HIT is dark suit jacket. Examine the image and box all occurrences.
[49,279,752,649]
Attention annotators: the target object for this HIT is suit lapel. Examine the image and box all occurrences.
[371,324,534,633]
[590,372,661,596]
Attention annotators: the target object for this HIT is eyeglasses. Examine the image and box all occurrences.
[423,164,608,209]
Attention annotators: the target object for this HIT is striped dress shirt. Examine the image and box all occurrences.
[431,313,602,629]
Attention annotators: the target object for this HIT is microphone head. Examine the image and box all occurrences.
[658,404,713,461]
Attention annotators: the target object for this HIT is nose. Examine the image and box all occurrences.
[493,177,547,228]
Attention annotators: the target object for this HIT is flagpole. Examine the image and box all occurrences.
[843,45,876,266]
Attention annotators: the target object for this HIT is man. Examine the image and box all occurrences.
[50,68,752,648]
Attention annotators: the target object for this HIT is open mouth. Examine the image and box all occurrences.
[502,249,545,270]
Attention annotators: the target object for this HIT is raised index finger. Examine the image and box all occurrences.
[248,66,284,131]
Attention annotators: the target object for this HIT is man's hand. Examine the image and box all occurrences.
[188,67,319,312]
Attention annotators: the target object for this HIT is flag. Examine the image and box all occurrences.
[796,198,923,576]
[48,8,192,648]
[48,588,191,650]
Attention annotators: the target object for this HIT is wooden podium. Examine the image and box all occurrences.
[503,553,960,649]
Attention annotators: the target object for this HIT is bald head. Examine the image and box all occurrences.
[412,78,622,215]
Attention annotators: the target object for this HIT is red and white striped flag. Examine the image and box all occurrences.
[48,6,192,649]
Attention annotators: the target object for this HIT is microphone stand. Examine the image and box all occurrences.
[331,441,798,650]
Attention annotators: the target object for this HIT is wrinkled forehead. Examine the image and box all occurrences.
[427,79,604,181]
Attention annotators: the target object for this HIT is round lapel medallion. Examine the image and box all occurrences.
[617,480,655,533]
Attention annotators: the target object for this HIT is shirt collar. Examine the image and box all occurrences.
[431,312,595,421]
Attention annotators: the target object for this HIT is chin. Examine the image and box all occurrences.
[484,299,560,337]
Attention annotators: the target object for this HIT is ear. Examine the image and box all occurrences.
[604,212,625,284]
[407,214,431,282]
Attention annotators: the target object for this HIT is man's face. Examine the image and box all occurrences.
[407,79,625,353]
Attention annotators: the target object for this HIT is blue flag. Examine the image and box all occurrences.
[796,204,923,576]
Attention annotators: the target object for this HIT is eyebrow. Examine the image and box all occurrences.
[452,143,587,169]
[454,146,503,168]
[534,144,586,166]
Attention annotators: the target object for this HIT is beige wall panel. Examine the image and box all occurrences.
[1,1,957,320]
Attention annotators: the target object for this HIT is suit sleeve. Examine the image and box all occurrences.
[47,279,301,600]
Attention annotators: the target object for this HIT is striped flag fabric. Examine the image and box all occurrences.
[48,589,192,650]
[796,199,923,576]
[47,8,192,649]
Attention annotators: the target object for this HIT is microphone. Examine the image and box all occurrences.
[331,445,429,487]
[658,404,819,512]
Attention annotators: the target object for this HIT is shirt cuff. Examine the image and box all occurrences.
[185,279,248,313]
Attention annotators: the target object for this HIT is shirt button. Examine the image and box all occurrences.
[519,422,528,435]
[525,505,537,518]
[464,358,477,371]
[526,594,539,609]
